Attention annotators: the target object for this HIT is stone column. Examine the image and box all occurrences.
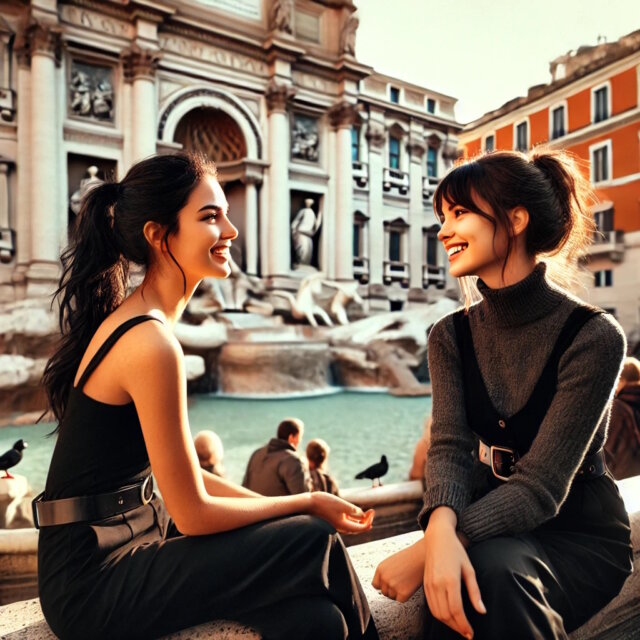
[14,43,31,285]
[366,120,386,288]
[121,47,160,163]
[264,80,295,278]
[329,101,359,281]
[242,174,260,276]
[26,22,62,295]
[408,136,426,291]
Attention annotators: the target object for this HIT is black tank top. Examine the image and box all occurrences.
[44,316,160,500]
[452,305,602,456]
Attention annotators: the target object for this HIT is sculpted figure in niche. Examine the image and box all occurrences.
[70,70,92,117]
[270,0,293,34]
[291,199,321,268]
[340,13,359,56]
[92,78,114,120]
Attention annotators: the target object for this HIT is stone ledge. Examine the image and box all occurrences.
[1,476,639,639]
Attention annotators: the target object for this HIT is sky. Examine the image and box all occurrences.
[356,0,640,125]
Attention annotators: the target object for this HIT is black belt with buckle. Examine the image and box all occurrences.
[478,441,606,482]
[32,476,154,529]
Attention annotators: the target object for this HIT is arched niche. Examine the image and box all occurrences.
[158,87,263,160]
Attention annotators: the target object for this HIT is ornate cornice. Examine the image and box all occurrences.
[365,122,386,150]
[26,22,62,65]
[121,46,161,82]
[407,135,426,158]
[265,80,296,114]
[328,100,360,129]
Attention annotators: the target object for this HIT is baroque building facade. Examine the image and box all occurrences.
[459,30,640,335]
[0,0,462,310]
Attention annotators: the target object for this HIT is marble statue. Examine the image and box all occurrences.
[270,273,333,327]
[270,0,293,34]
[323,280,364,326]
[340,12,359,56]
[291,199,321,268]
[69,166,103,216]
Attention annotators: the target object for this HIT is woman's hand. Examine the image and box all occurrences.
[309,492,374,534]
[423,507,486,640]
[372,537,425,602]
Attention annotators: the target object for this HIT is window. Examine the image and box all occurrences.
[426,146,437,177]
[426,98,436,114]
[353,222,361,256]
[594,269,613,287]
[591,143,610,182]
[594,209,613,233]
[389,136,400,169]
[484,135,495,152]
[390,87,400,104]
[551,106,565,138]
[593,86,609,123]
[389,230,401,261]
[426,231,438,266]
[351,127,359,162]
[516,121,528,151]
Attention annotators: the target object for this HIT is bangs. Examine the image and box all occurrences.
[433,162,489,220]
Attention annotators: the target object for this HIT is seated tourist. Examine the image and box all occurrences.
[194,429,225,477]
[35,153,377,640]
[605,356,640,480]
[242,418,312,496]
[307,438,340,496]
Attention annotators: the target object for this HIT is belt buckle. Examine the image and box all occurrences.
[140,476,153,506]
[32,492,44,529]
[490,445,518,481]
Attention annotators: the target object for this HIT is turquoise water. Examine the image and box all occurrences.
[0,392,431,493]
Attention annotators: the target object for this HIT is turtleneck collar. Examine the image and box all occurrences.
[476,262,565,328]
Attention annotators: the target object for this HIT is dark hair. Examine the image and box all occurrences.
[620,357,640,384]
[277,418,303,441]
[42,152,217,424]
[306,438,330,468]
[433,148,595,299]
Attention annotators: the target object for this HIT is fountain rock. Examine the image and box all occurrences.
[174,319,227,349]
[218,341,331,395]
[0,302,59,359]
[184,355,206,381]
[0,475,34,529]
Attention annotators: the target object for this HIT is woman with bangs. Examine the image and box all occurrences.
[372,148,632,639]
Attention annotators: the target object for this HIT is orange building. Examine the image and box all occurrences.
[459,30,640,336]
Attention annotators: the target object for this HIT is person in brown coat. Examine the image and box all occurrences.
[242,418,312,496]
[605,356,640,480]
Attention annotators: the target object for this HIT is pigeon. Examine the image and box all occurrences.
[354,455,388,487]
[0,440,28,479]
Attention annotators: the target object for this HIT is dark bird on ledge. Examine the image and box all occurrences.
[0,440,28,479]
[355,455,388,487]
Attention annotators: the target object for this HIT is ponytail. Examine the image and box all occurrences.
[42,152,217,426]
[42,181,128,424]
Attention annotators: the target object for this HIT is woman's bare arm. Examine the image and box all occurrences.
[124,323,373,536]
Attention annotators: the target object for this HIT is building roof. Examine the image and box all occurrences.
[464,28,640,131]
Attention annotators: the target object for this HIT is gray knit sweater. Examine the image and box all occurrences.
[419,263,626,542]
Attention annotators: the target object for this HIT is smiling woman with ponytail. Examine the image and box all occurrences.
[36,153,379,640]
[373,148,632,640]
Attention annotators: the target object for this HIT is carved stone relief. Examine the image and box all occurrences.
[292,71,337,95]
[159,35,267,76]
[59,5,134,39]
[339,12,358,56]
[68,60,114,123]
[291,113,319,163]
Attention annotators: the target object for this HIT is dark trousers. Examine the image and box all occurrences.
[424,475,632,640]
[39,509,378,640]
